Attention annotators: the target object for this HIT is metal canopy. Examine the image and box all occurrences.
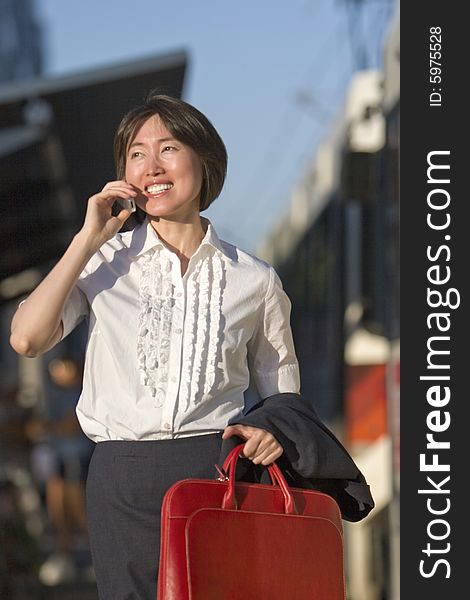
[0,49,188,283]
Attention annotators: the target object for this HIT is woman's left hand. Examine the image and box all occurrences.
[222,424,283,466]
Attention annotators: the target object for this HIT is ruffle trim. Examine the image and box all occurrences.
[137,247,173,406]
[137,247,224,410]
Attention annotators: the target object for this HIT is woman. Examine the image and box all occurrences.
[10,94,301,599]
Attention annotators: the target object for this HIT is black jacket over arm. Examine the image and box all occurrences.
[218,393,375,522]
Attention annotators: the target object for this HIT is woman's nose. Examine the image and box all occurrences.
[146,166,164,177]
[145,155,164,176]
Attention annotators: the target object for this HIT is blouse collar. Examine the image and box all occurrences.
[125,216,227,259]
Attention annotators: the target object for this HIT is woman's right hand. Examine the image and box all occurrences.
[80,180,137,251]
[10,181,138,358]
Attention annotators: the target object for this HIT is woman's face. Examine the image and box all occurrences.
[125,115,203,221]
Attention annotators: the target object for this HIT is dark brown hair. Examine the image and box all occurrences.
[114,93,227,216]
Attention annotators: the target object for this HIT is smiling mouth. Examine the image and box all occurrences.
[146,183,173,194]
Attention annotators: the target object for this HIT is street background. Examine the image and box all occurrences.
[1,1,400,598]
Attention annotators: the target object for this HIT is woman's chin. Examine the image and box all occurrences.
[140,199,200,221]
[137,198,169,216]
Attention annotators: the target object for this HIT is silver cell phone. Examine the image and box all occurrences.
[115,197,136,212]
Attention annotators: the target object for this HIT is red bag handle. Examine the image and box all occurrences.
[220,443,296,515]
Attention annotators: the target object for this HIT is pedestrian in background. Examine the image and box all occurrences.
[27,357,94,586]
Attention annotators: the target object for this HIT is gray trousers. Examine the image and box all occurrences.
[86,434,223,600]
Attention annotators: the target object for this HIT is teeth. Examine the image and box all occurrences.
[146,183,173,194]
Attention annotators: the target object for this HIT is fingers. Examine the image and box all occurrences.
[89,181,137,209]
[222,424,283,466]
[81,181,137,248]
[222,424,247,440]
[244,432,283,466]
[101,181,137,197]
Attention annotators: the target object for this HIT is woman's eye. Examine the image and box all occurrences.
[130,151,143,158]
[162,145,176,152]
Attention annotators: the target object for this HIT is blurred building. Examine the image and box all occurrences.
[0,0,43,83]
[0,49,187,283]
[257,11,399,600]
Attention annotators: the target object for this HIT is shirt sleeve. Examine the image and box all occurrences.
[60,285,89,339]
[247,267,301,399]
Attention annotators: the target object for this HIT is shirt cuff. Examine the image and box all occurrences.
[253,364,301,399]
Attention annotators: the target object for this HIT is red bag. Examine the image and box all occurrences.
[157,443,345,599]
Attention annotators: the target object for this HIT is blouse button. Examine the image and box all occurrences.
[174,328,182,334]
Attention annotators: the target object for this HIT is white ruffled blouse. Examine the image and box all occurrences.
[61,218,301,442]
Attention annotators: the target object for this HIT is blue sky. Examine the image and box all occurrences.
[35,0,394,253]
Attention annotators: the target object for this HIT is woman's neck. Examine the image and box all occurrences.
[148,215,208,262]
